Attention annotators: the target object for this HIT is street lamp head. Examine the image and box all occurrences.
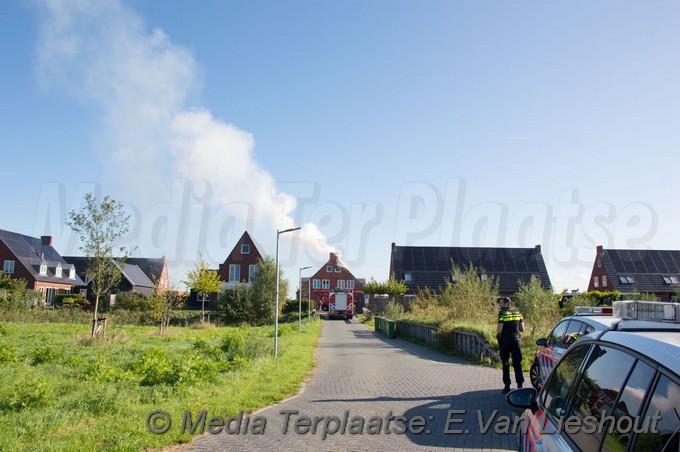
[300,265,312,271]
[278,227,302,235]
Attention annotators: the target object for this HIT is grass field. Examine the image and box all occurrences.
[0,319,322,451]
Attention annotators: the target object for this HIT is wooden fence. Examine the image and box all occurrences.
[396,320,500,362]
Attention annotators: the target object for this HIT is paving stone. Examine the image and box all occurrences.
[183,319,526,451]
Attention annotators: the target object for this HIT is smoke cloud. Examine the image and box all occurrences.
[34,0,336,266]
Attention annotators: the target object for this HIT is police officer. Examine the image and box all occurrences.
[497,296,525,394]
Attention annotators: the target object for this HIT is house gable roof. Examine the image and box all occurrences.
[390,243,551,294]
[222,231,265,265]
[124,257,166,285]
[0,229,85,285]
[63,256,159,289]
[598,247,680,293]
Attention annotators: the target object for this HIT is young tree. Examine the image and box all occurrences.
[249,256,288,326]
[67,193,130,337]
[183,257,222,323]
[147,290,186,335]
[513,276,560,336]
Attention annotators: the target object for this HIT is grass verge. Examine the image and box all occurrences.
[0,319,322,450]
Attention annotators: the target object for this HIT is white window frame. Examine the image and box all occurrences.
[313,279,321,289]
[39,262,47,276]
[241,244,250,254]
[593,276,599,288]
[229,264,240,282]
[69,267,76,279]
[602,275,607,287]
[337,280,346,289]
[335,266,341,273]
[326,265,333,273]
[3,260,15,274]
[248,264,257,282]
[347,279,354,290]
[322,279,330,289]
[55,263,62,278]
[597,259,601,268]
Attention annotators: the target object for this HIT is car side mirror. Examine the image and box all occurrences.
[536,338,547,347]
[505,388,538,410]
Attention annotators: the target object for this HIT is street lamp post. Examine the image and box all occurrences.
[299,266,312,333]
[275,227,301,359]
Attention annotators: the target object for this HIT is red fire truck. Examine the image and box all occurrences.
[316,290,354,320]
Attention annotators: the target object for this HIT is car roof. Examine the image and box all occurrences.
[566,314,619,328]
[592,328,680,377]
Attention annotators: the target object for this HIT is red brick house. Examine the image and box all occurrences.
[305,252,364,311]
[217,231,265,286]
[588,245,680,301]
[0,229,85,304]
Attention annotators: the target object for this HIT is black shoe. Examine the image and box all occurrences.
[502,386,511,394]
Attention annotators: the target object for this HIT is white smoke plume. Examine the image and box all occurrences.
[33,0,336,266]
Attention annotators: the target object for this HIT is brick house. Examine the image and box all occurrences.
[0,229,85,304]
[217,231,265,286]
[588,245,680,301]
[389,243,551,296]
[188,231,265,309]
[305,252,364,311]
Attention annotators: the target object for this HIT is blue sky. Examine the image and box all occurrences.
[1,0,679,294]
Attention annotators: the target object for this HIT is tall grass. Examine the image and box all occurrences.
[0,319,322,450]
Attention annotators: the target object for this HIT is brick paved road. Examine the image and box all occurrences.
[187,319,524,451]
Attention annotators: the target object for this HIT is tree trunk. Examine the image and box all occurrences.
[90,293,100,338]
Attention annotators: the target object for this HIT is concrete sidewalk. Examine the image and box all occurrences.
[186,319,522,451]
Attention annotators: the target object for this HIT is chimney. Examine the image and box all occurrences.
[535,244,541,253]
[41,236,52,246]
[596,245,604,256]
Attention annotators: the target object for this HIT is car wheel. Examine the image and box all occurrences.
[530,359,542,389]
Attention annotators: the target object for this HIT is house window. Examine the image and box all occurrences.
[322,279,330,289]
[597,259,601,268]
[3,260,14,274]
[229,264,240,282]
[248,264,257,282]
[480,274,488,281]
[241,244,250,254]
[663,276,679,285]
[69,267,76,279]
[619,276,635,284]
[313,279,321,289]
[55,264,62,278]
[404,272,412,282]
[39,262,47,276]
[338,280,346,289]
[335,266,341,273]
[593,276,599,288]
[602,275,607,287]
[347,280,355,289]
[326,265,333,273]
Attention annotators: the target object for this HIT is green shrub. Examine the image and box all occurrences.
[384,300,405,320]
[83,355,126,382]
[30,344,61,364]
[1,370,54,411]
[0,345,18,364]
[220,330,246,358]
[136,347,176,386]
[0,323,8,336]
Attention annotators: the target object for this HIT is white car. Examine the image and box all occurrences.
[529,307,619,389]
[508,300,680,452]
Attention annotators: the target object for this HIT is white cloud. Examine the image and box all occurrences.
[34,0,336,268]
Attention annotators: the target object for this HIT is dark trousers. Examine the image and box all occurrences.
[499,336,524,387]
